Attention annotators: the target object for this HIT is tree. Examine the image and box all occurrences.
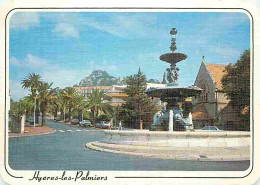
[49,89,63,119]
[37,82,56,126]
[221,49,250,130]
[21,73,42,123]
[61,87,77,121]
[21,73,42,97]
[121,68,160,128]
[21,96,35,115]
[147,79,160,84]
[86,89,111,124]
[73,94,87,121]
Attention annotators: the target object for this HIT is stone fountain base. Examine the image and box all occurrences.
[101,130,250,148]
[86,130,250,161]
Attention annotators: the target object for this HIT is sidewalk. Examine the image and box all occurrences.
[86,141,250,161]
[9,126,56,138]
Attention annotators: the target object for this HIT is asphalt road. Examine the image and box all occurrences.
[9,120,250,171]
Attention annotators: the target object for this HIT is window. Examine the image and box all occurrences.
[210,126,217,130]
[199,80,209,102]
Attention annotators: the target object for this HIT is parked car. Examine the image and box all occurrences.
[54,117,61,121]
[79,120,91,127]
[196,126,222,131]
[26,116,34,125]
[95,121,111,129]
[71,119,79,125]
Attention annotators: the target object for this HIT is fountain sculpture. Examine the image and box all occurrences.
[145,28,202,131]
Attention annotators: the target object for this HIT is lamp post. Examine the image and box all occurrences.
[33,87,58,128]
[63,106,66,122]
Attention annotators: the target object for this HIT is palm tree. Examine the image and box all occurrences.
[50,89,64,119]
[21,95,35,115]
[73,94,87,121]
[21,73,42,123]
[61,87,77,121]
[37,82,56,126]
[21,73,42,97]
[86,89,111,124]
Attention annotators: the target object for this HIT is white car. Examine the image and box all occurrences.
[79,120,91,127]
[95,121,111,129]
[197,126,222,131]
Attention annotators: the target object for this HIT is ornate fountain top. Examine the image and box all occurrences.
[159,28,187,86]
[160,28,187,65]
[170,28,177,52]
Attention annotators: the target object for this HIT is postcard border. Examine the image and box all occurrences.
[4,7,254,179]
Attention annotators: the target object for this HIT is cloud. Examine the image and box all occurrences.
[10,57,20,66]
[210,47,241,63]
[197,13,249,42]
[10,54,94,99]
[83,13,164,39]
[25,54,48,67]
[10,12,39,30]
[10,54,48,68]
[87,61,118,73]
[9,80,30,101]
[52,23,79,38]
[41,68,91,88]
[41,12,165,39]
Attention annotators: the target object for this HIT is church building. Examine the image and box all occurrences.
[192,59,241,130]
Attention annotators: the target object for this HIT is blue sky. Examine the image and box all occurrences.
[9,11,250,101]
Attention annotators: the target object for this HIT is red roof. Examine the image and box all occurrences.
[73,86,111,90]
[241,105,250,115]
[205,63,227,90]
[192,111,212,119]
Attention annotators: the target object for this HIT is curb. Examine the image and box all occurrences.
[9,129,56,138]
[86,142,250,162]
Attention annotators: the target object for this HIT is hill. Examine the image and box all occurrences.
[78,70,122,86]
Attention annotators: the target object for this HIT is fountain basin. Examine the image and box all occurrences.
[103,130,250,148]
[145,85,202,99]
[160,53,187,64]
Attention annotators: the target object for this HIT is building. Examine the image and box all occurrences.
[74,83,167,107]
[192,61,241,129]
[73,86,111,98]
[106,85,128,107]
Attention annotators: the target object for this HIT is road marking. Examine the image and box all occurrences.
[57,129,102,133]
[84,130,102,132]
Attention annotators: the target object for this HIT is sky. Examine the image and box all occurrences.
[9,11,250,101]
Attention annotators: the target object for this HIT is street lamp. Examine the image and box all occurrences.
[63,106,66,122]
[33,87,58,128]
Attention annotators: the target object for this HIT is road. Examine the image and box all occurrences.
[9,120,250,171]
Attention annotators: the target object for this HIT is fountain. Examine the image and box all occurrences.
[145,28,202,131]
[86,28,250,160]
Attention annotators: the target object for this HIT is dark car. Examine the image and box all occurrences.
[54,117,61,121]
[26,116,34,125]
[71,119,79,125]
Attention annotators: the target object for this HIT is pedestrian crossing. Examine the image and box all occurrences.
[57,129,101,133]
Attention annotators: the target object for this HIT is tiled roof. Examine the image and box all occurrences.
[73,86,111,90]
[241,105,250,115]
[205,63,227,90]
[192,104,213,120]
[192,111,212,120]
